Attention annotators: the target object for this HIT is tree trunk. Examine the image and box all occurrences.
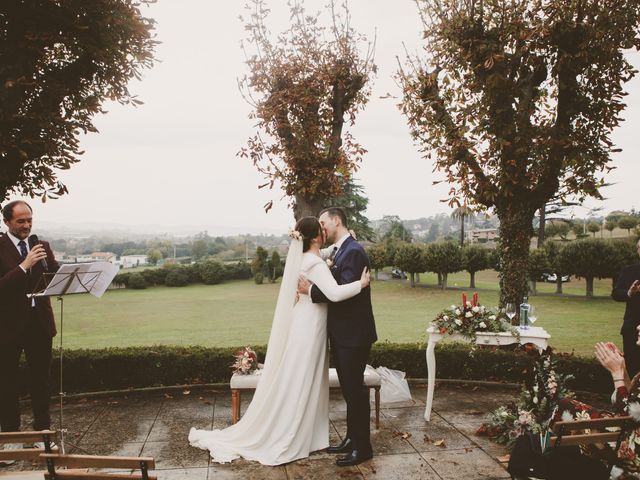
[586,276,594,297]
[530,279,537,296]
[410,272,415,288]
[460,217,465,246]
[537,206,546,248]
[293,195,324,221]
[374,268,379,281]
[469,271,476,288]
[441,273,448,289]
[416,272,421,283]
[555,276,563,294]
[497,205,535,307]
[437,272,442,286]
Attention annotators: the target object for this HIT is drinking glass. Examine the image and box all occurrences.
[528,305,537,325]
[505,303,516,323]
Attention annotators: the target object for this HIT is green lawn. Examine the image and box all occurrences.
[55,270,625,357]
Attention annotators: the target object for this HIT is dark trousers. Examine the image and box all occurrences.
[0,311,53,432]
[332,343,372,453]
[623,328,640,379]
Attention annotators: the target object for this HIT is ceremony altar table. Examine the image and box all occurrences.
[424,325,550,421]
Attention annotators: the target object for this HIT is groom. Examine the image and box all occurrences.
[298,207,377,467]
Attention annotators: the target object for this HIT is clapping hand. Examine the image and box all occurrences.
[628,280,640,298]
[595,342,626,378]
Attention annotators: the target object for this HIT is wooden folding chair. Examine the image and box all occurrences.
[41,454,156,480]
[0,430,58,478]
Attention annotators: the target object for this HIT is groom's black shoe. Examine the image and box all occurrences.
[326,438,353,454]
[336,449,373,467]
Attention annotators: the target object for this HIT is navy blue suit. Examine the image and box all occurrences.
[311,236,377,453]
[612,263,640,377]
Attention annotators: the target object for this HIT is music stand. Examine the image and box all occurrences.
[31,261,119,453]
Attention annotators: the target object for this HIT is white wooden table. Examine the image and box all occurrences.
[424,325,550,421]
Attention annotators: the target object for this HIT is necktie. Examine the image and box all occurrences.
[18,240,27,259]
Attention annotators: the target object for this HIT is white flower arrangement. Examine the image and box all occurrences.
[288,228,303,241]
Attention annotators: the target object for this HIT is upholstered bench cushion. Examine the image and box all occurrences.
[230,367,381,389]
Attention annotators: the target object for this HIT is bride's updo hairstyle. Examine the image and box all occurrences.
[294,216,322,252]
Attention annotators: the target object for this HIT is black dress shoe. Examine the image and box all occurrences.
[326,438,353,454]
[336,449,373,467]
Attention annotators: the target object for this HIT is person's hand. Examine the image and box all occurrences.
[360,267,370,289]
[349,229,358,241]
[628,280,640,298]
[595,342,626,378]
[20,244,46,270]
[636,325,640,347]
[297,276,312,296]
[606,342,624,357]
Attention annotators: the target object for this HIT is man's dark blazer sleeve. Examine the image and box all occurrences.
[0,264,27,293]
[310,247,367,304]
[613,267,635,302]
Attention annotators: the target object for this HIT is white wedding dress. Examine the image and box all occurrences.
[188,241,362,465]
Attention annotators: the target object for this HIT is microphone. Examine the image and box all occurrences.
[28,234,48,270]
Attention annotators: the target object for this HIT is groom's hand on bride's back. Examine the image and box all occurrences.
[297,276,312,296]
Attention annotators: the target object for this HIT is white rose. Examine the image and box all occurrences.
[480,306,486,312]
[455,309,461,315]
[443,315,449,321]
[479,322,487,329]
[472,306,479,313]
[450,305,457,310]
[465,311,472,318]
[533,385,539,392]
[533,397,539,404]
[454,319,463,326]
[489,315,496,321]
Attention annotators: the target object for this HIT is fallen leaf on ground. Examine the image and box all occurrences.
[183,390,191,395]
[164,393,173,399]
[393,431,412,439]
[497,454,510,463]
[433,439,446,447]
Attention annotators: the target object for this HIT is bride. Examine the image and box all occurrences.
[188,216,370,465]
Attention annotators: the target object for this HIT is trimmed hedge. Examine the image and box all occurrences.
[20,343,614,395]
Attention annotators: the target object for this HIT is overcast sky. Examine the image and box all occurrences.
[14,1,640,236]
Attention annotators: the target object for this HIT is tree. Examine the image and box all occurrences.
[587,222,601,238]
[146,249,162,266]
[527,249,549,296]
[619,216,639,236]
[605,219,617,237]
[191,239,208,261]
[238,0,375,219]
[266,251,283,283]
[542,241,567,294]
[462,244,490,288]
[325,179,375,241]
[380,215,413,242]
[450,205,475,247]
[128,273,148,290]
[536,196,580,247]
[425,223,439,243]
[560,239,617,297]
[0,0,156,202]
[425,241,464,289]
[544,221,571,241]
[251,246,269,277]
[366,243,389,281]
[397,0,640,308]
[393,243,426,288]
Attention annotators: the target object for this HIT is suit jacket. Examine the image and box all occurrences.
[310,236,377,347]
[612,263,640,335]
[0,234,59,345]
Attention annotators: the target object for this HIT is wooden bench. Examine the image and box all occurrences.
[0,430,58,479]
[230,367,382,429]
[41,453,156,480]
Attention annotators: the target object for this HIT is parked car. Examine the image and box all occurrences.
[545,273,570,283]
[391,268,407,279]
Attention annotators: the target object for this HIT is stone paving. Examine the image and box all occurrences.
[4,382,525,479]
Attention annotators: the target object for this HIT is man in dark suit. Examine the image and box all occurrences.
[299,207,377,467]
[0,201,59,448]
[612,238,640,378]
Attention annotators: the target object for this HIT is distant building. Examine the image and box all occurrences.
[76,252,117,264]
[120,255,149,268]
[467,228,499,243]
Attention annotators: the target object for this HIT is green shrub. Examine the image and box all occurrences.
[199,259,226,285]
[254,272,264,285]
[128,273,148,290]
[164,266,190,287]
[225,261,252,280]
[112,272,130,288]
[26,343,613,395]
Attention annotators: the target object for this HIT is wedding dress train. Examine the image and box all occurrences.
[188,244,362,465]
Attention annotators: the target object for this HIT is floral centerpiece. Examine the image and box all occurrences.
[478,353,574,447]
[231,346,260,375]
[431,292,519,344]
